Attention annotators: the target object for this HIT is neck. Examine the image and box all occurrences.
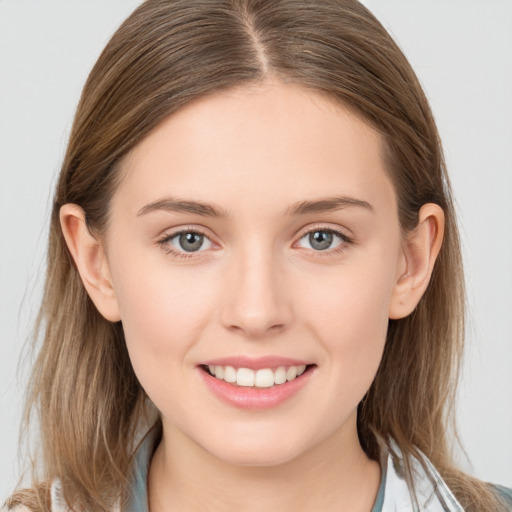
[148,415,381,512]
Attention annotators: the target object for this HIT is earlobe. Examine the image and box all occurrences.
[389,203,445,320]
[60,204,121,322]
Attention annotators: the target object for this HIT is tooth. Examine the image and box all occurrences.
[255,369,274,388]
[208,364,308,386]
[286,366,298,381]
[237,368,255,387]
[224,366,236,383]
[274,367,287,385]
[215,365,224,379]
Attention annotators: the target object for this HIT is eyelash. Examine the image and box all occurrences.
[157,225,354,260]
[157,227,212,260]
[296,227,354,256]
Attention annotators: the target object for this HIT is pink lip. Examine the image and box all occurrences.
[200,356,310,370]
[197,364,315,410]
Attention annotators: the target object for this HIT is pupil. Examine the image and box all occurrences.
[180,232,203,252]
[310,231,332,251]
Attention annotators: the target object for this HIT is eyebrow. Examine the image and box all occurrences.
[137,198,229,218]
[137,195,373,218]
[286,196,373,215]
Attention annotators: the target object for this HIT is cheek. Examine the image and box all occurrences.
[109,254,218,375]
[298,252,398,387]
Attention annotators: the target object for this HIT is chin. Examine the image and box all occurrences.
[215,447,300,468]
[198,431,306,468]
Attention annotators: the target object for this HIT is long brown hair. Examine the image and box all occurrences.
[6,1,505,510]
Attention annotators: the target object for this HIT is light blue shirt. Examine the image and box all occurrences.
[123,429,464,512]
[32,428,510,512]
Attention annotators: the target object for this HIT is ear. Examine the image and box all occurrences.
[389,203,445,319]
[60,204,121,322]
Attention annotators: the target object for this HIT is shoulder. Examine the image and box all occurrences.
[1,480,72,512]
[1,499,43,512]
[494,485,512,509]
[1,506,32,512]
[2,479,123,512]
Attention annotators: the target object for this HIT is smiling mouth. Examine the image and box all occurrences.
[200,364,315,388]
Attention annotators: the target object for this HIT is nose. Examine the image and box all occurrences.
[220,243,293,339]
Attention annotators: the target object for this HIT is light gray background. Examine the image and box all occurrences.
[1,0,511,500]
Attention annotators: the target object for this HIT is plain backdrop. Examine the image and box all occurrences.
[1,0,511,501]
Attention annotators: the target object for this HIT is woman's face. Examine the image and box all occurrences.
[104,82,406,466]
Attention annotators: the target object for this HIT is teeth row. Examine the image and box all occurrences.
[208,365,307,388]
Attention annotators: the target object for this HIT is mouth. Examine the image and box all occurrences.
[200,364,316,389]
[197,357,317,409]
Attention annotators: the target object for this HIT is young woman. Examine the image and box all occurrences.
[3,1,511,511]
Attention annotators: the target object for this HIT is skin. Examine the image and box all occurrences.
[61,81,444,511]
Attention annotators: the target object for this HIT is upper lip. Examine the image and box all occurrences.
[199,356,312,370]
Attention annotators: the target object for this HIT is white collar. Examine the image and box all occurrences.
[380,440,464,511]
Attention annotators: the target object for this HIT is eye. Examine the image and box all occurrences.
[296,228,350,252]
[158,229,213,258]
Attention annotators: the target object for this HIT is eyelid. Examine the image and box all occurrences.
[157,223,354,260]
[156,225,218,259]
[157,225,215,242]
[294,223,354,244]
[292,223,355,257]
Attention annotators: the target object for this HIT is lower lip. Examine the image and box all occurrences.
[198,367,314,410]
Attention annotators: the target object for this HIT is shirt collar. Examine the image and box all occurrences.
[379,440,464,511]
[50,431,464,512]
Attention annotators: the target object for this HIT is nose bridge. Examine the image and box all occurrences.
[220,237,292,338]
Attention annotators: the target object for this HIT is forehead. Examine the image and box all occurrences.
[114,81,396,220]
